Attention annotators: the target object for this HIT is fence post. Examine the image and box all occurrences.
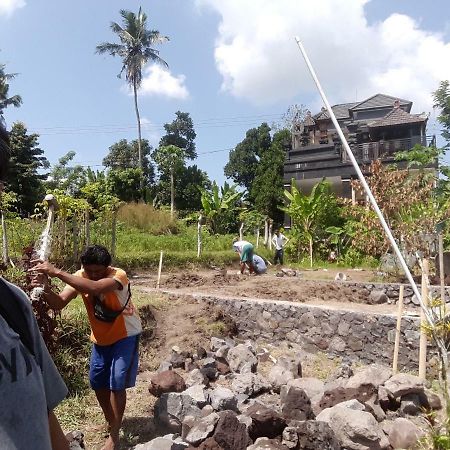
[197,214,203,258]
[419,259,429,380]
[85,208,90,247]
[392,285,404,374]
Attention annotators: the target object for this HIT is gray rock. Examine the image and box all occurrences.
[268,365,294,392]
[133,435,188,449]
[231,372,271,397]
[158,360,173,372]
[388,417,424,449]
[208,386,238,411]
[317,404,389,450]
[227,344,258,373]
[346,365,392,390]
[280,386,314,421]
[185,412,219,446]
[368,290,388,304]
[384,373,424,397]
[182,384,208,408]
[213,410,252,450]
[185,368,208,388]
[246,437,289,449]
[155,392,202,432]
[289,420,340,450]
[400,393,422,416]
[210,337,227,352]
[246,403,287,440]
[282,426,298,449]
[423,389,442,410]
[286,378,324,400]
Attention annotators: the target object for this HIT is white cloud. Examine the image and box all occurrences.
[0,0,25,17]
[139,65,190,100]
[197,0,450,112]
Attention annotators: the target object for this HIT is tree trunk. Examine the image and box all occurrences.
[170,168,175,219]
[239,222,244,241]
[309,237,313,268]
[197,214,203,258]
[1,210,9,266]
[133,80,144,197]
[268,220,273,250]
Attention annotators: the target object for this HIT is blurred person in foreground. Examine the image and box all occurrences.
[31,244,142,450]
[0,124,70,450]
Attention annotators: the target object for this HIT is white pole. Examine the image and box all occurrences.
[156,251,163,289]
[294,38,434,329]
[392,285,404,374]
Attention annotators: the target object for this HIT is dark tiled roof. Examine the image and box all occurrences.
[351,94,411,111]
[313,102,359,121]
[368,107,427,128]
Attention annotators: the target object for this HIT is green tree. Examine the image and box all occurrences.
[103,138,155,192]
[434,80,450,149]
[283,179,339,267]
[199,181,242,234]
[46,151,87,196]
[7,122,49,215]
[251,129,289,224]
[96,8,169,191]
[174,165,210,211]
[160,111,197,160]
[153,145,185,217]
[0,62,22,116]
[106,168,142,203]
[224,123,271,196]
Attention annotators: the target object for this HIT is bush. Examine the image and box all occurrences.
[117,203,178,234]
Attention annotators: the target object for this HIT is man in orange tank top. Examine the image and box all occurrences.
[32,245,142,450]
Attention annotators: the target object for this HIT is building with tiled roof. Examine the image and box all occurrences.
[285,94,435,204]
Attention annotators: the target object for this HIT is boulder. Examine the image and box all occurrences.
[388,417,424,449]
[231,373,271,397]
[288,420,340,450]
[399,393,422,416]
[208,387,238,412]
[384,373,424,397]
[286,378,324,400]
[346,365,392,390]
[185,412,219,446]
[227,344,258,373]
[316,405,389,450]
[155,392,202,432]
[149,370,186,397]
[246,437,289,449]
[280,386,314,421]
[185,368,209,388]
[368,290,388,304]
[281,427,298,449]
[268,365,294,392]
[210,337,227,352]
[423,389,442,410]
[215,357,231,375]
[182,385,208,408]
[194,437,223,449]
[245,403,287,440]
[318,381,377,411]
[212,411,252,450]
[133,434,189,449]
[200,357,219,381]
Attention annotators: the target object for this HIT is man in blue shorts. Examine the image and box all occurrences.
[33,245,142,450]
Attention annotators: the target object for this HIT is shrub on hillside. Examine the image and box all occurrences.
[117,203,179,234]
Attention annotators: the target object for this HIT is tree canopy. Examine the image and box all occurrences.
[159,111,197,160]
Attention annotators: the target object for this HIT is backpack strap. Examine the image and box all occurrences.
[0,278,35,357]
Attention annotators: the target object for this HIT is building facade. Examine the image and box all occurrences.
[284,93,435,201]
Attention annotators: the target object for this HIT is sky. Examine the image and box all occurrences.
[0,0,449,185]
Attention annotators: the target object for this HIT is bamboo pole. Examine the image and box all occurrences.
[419,259,429,380]
[239,222,244,241]
[156,251,163,289]
[439,234,446,307]
[256,228,260,249]
[85,208,90,247]
[392,285,404,374]
[197,214,202,258]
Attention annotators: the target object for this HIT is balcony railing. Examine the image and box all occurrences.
[342,135,435,163]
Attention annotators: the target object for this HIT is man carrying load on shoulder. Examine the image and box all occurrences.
[232,238,256,274]
[31,245,142,450]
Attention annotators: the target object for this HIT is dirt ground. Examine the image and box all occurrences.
[131,266,409,315]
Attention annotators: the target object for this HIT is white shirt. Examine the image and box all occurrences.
[272,233,288,250]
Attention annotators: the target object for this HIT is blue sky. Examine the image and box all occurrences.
[0,0,449,184]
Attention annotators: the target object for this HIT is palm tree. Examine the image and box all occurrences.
[0,64,22,116]
[96,8,169,193]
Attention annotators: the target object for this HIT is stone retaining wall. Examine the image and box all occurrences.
[183,292,427,371]
[335,281,450,306]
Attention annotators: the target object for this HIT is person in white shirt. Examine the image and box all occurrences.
[272,229,289,265]
[232,239,256,274]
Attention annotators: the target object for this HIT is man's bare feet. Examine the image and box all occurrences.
[100,435,118,450]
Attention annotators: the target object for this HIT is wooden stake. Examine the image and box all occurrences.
[156,251,163,289]
[1,210,9,266]
[392,284,404,374]
[256,228,260,248]
[111,209,117,259]
[419,259,429,380]
[439,233,445,307]
[197,214,202,258]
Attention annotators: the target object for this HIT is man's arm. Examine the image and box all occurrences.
[32,261,120,296]
[48,410,70,450]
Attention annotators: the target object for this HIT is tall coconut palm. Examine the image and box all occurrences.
[0,64,22,116]
[96,8,168,193]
